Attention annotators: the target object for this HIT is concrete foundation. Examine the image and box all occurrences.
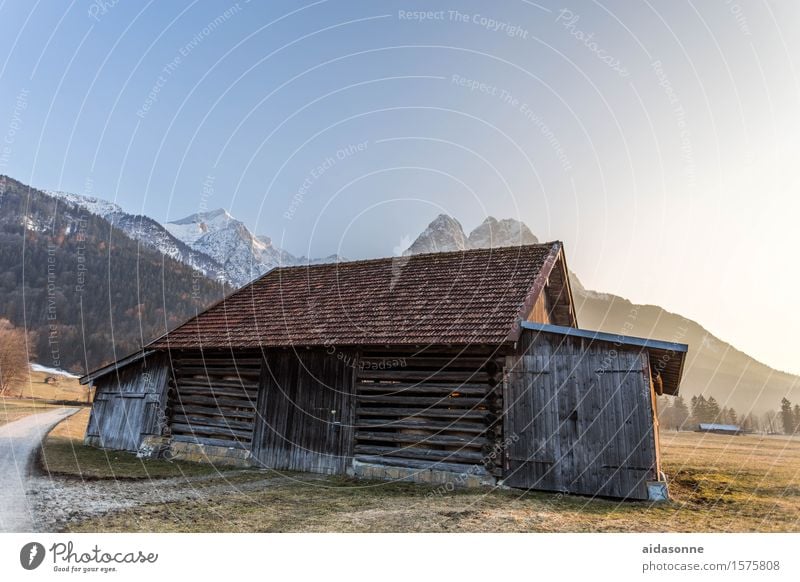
[350,460,495,489]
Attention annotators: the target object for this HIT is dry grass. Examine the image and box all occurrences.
[0,397,55,427]
[58,430,800,533]
[0,368,89,428]
[17,369,89,402]
[47,407,91,439]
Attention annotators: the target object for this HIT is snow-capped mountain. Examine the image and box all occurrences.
[46,190,123,217]
[166,209,299,286]
[47,190,226,283]
[47,189,341,287]
[404,215,536,255]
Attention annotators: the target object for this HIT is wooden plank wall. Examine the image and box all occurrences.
[167,351,261,450]
[527,291,550,324]
[250,349,355,474]
[85,352,169,451]
[353,348,504,476]
[504,331,658,499]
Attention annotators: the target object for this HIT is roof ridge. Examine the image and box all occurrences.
[129,240,569,365]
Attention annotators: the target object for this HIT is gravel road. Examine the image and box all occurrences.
[0,407,78,532]
[1,408,328,532]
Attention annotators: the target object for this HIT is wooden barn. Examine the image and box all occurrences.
[81,242,687,500]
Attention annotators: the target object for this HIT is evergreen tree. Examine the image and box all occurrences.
[691,395,707,425]
[780,398,794,435]
[673,395,690,430]
[707,396,721,423]
[793,404,800,434]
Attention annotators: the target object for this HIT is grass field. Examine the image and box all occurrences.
[0,398,55,427]
[17,368,88,402]
[42,429,800,533]
[39,407,225,479]
[0,367,89,428]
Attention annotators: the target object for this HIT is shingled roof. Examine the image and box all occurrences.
[149,242,564,349]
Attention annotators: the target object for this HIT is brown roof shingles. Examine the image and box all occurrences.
[149,242,561,349]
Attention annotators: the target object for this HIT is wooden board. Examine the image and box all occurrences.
[353,348,504,474]
[167,351,261,448]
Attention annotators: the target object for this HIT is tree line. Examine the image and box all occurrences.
[658,393,800,435]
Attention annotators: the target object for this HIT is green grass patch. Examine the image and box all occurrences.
[40,436,232,480]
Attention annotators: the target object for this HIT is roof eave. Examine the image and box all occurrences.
[79,349,155,385]
[520,321,689,396]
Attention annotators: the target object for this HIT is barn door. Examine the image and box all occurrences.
[504,353,562,491]
[86,396,146,450]
[504,341,656,500]
[251,350,354,474]
[85,354,169,452]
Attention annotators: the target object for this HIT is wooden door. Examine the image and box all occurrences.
[85,354,169,452]
[504,352,562,491]
[503,334,658,500]
[251,350,354,474]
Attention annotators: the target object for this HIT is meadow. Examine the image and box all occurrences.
[34,419,800,533]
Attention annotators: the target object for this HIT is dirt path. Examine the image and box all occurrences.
[0,407,78,532]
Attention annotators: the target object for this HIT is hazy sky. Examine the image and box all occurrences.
[1,1,798,375]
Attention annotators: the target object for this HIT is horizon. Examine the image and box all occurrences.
[1,2,798,376]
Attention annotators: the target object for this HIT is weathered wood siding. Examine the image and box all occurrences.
[527,290,550,324]
[85,353,169,451]
[166,351,261,450]
[504,330,659,500]
[353,349,504,476]
[251,349,355,474]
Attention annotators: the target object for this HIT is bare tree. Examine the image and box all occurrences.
[0,320,29,396]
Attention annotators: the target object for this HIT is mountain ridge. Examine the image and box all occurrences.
[21,182,800,413]
[0,175,227,374]
[403,214,799,415]
[48,190,342,287]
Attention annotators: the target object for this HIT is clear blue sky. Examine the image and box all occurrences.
[1,1,799,374]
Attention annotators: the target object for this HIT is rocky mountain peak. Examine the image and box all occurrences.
[467,216,538,249]
[403,214,468,255]
[404,213,539,255]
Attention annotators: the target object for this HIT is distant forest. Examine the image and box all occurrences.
[658,393,800,435]
[0,175,228,374]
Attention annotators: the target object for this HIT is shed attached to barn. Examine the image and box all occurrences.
[81,242,687,500]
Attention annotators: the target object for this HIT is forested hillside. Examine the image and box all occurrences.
[0,175,228,374]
